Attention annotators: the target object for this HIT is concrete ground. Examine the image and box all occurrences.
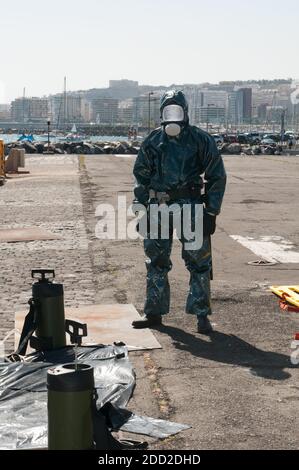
[1,153,299,449]
[0,155,96,350]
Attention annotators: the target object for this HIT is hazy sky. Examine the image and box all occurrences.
[0,0,298,102]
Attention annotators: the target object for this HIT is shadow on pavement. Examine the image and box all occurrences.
[156,325,294,380]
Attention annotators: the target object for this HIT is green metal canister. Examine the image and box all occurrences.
[32,270,66,350]
[47,363,95,450]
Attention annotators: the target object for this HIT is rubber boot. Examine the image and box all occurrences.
[132,315,162,329]
[197,316,213,335]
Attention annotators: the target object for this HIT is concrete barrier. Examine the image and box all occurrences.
[5,148,25,173]
[18,149,25,167]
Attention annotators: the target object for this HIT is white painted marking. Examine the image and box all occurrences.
[231,235,299,263]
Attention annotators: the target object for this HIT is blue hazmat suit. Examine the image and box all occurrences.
[133,90,226,318]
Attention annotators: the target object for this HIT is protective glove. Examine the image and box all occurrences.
[132,200,146,215]
[132,200,148,235]
[134,184,149,206]
[203,211,216,236]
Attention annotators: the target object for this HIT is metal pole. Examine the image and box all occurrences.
[64,76,67,131]
[148,92,153,135]
[206,107,209,132]
[148,93,151,134]
[206,104,214,133]
[47,120,51,149]
[281,109,286,144]
[23,87,26,130]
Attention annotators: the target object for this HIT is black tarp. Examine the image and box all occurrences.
[0,345,189,449]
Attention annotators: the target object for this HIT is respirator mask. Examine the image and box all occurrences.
[162,104,185,137]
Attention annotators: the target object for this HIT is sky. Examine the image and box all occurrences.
[0,0,298,102]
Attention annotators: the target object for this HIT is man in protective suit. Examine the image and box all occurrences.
[132,90,226,334]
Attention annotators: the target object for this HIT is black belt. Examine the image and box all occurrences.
[149,186,202,202]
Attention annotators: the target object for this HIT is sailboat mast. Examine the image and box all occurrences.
[64,76,67,130]
[23,87,26,128]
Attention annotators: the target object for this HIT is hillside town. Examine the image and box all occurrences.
[0,78,298,133]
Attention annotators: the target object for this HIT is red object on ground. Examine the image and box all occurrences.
[295,333,299,341]
[279,294,299,313]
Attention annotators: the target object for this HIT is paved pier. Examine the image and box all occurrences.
[1,153,298,449]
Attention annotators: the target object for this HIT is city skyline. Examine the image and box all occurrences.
[3,78,298,131]
[0,0,298,103]
[1,77,297,103]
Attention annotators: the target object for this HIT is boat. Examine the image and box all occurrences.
[64,124,86,142]
[17,133,34,142]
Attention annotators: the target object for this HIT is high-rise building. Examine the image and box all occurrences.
[11,97,49,122]
[91,98,119,124]
[0,104,11,121]
[81,99,92,123]
[181,86,202,124]
[239,88,252,121]
[227,90,244,125]
[49,94,84,126]
[118,99,134,125]
[252,88,278,112]
[49,95,62,125]
[200,90,228,109]
[197,106,226,125]
[133,94,161,128]
[195,89,228,125]
[232,87,253,122]
[66,95,83,122]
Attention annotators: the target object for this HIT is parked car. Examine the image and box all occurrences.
[282,133,295,142]
[263,134,281,143]
[237,134,250,144]
[223,134,238,143]
[261,137,277,145]
[212,134,224,145]
[245,132,262,144]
